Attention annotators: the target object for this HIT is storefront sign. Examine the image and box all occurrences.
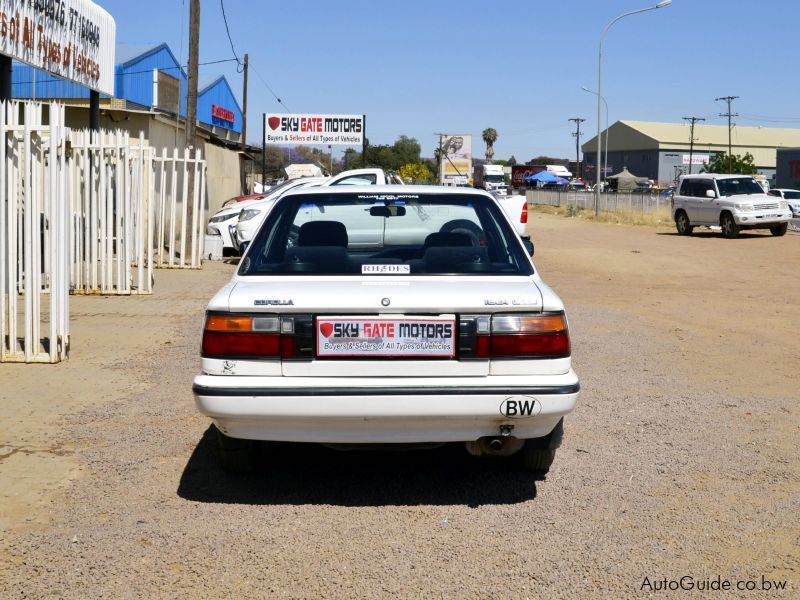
[0,0,116,95]
[264,113,364,145]
[212,104,235,124]
[682,154,709,165]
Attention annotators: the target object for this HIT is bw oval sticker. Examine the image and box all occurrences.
[500,397,542,418]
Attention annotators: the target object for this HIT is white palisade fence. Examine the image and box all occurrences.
[1,100,208,364]
[0,102,70,363]
[153,148,206,269]
[69,129,155,295]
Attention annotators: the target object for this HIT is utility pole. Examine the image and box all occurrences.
[240,53,249,193]
[715,95,738,173]
[569,117,586,180]
[241,53,248,150]
[186,0,200,223]
[262,113,266,189]
[682,116,705,174]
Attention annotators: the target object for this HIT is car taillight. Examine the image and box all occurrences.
[521,202,528,224]
[459,313,570,359]
[202,313,313,359]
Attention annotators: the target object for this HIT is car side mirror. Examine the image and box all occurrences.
[705,189,717,199]
[521,235,534,256]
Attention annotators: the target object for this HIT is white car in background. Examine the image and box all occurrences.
[235,168,405,251]
[193,186,579,474]
[234,177,328,251]
[207,178,326,254]
[768,188,800,218]
[672,174,792,238]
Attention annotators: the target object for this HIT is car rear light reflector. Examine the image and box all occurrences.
[521,202,528,224]
[202,313,313,359]
[490,313,569,358]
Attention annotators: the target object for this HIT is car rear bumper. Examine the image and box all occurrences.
[192,373,579,443]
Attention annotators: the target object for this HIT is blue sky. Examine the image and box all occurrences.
[104,0,800,161]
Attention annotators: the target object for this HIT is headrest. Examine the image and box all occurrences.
[423,232,473,247]
[298,221,348,247]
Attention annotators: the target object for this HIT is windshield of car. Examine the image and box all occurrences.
[782,191,800,199]
[239,192,533,276]
[716,177,764,196]
[484,175,504,183]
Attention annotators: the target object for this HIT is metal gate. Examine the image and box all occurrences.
[0,102,70,363]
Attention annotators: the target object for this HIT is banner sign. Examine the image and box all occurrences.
[317,316,455,357]
[682,154,709,165]
[0,0,116,95]
[440,134,472,185]
[212,104,235,124]
[265,113,364,145]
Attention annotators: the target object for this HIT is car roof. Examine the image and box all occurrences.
[773,188,799,192]
[282,184,494,197]
[681,173,755,180]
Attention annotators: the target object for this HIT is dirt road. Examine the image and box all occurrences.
[1,215,797,597]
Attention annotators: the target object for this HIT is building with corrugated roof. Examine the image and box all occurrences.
[582,120,800,186]
[10,43,247,212]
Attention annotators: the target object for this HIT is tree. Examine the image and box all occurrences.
[482,128,498,163]
[701,152,757,175]
[527,156,569,166]
[349,135,423,171]
[398,162,433,184]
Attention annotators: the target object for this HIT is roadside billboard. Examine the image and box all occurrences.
[264,113,364,145]
[682,154,709,166]
[0,0,116,95]
[439,134,472,185]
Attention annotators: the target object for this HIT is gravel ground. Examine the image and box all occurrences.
[1,215,797,598]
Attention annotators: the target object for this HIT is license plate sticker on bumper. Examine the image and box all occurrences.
[317,316,456,357]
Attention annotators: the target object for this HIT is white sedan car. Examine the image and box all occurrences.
[193,186,579,473]
[768,188,800,218]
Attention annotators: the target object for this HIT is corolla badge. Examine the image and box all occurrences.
[254,299,294,306]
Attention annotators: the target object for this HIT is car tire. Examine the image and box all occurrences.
[675,211,693,236]
[519,418,563,474]
[214,426,255,472]
[720,212,740,239]
[770,223,788,236]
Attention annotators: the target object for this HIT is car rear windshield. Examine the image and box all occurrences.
[782,191,800,199]
[238,192,533,276]
[716,177,763,196]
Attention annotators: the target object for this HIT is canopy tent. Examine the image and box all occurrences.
[606,167,648,192]
[525,171,561,184]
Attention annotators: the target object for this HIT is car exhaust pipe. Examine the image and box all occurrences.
[465,435,524,457]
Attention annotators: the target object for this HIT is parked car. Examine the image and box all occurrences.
[672,174,792,238]
[768,188,800,218]
[207,178,325,254]
[193,186,579,473]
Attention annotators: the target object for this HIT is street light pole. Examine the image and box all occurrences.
[595,0,672,215]
[581,86,608,183]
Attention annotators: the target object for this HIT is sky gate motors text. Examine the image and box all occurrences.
[329,322,453,339]
[277,116,363,134]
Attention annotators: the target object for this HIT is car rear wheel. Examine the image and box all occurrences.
[518,418,563,474]
[770,223,788,236]
[675,211,693,236]
[720,213,740,239]
[214,425,255,472]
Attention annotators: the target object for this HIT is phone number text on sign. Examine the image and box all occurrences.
[317,316,455,357]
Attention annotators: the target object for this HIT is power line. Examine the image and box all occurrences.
[250,63,291,112]
[219,0,244,73]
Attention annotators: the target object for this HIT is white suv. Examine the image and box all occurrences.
[672,174,792,238]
